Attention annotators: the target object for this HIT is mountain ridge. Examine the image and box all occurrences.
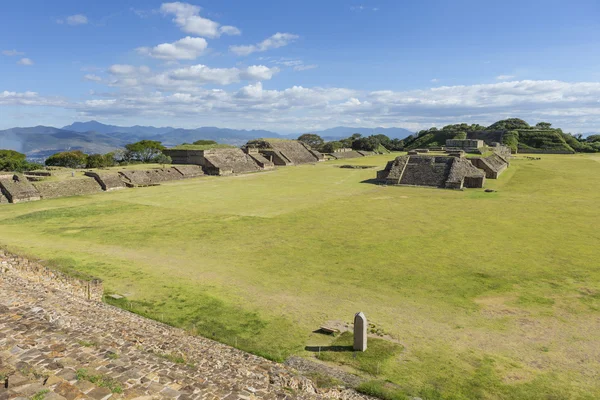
[1,121,414,157]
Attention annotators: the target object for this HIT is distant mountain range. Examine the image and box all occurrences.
[0,120,414,158]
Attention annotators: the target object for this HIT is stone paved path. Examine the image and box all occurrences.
[0,271,370,400]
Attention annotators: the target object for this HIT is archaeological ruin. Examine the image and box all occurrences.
[470,153,510,179]
[0,173,42,203]
[0,165,205,204]
[163,148,270,175]
[377,155,486,189]
[244,139,324,165]
[0,250,371,400]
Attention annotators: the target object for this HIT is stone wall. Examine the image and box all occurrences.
[171,164,205,177]
[328,151,363,159]
[470,153,509,179]
[250,140,322,165]
[245,150,275,169]
[118,168,184,187]
[0,249,103,301]
[377,155,485,189]
[162,149,204,165]
[33,177,104,199]
[84,171,127,191]
[517,147,575,154]
[202,148,263,175]
[446,139,485,149]
[0,173,42,203]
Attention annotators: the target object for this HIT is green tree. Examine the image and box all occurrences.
[125,140,165,163]
[321,141,343,153]
[154,154,172,165]
[453,131,467,140]
[502,130,520,153]
[0,150,41,172]
[297,134,325,150]
[45,150,88,168]
[535,122,552,129]
[488,118,530,131]
[586,135,600,143]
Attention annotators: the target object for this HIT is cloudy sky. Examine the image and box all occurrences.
[1,0,599,133]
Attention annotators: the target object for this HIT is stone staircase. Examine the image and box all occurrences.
[0,272,369,400]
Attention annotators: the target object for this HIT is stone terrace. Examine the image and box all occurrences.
[0,270,369,400]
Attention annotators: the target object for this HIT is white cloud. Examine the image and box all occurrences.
[70,79,600,133]
[84,74,102,82]
[230,33,299,56]
[2,49,24,56]
[137,36,208,60]
[108,64,150,75]
[68,14,88,25]
[220,25,241,36]
[160,2,239,38]
[430,78,439,83]
[18,58,34,66]
[102,63,279,89]
[294,64,317,71]
[0,91,66,107]
[496,75,515,80]
[57,14,88,25]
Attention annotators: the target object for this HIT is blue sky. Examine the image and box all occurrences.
[1,0,599,133]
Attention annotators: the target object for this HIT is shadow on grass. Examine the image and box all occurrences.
[305,345,354,352]
[359,178,383,185]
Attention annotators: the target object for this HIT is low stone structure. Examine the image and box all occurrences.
[0,173,42,203]
[446,139,485,149]
[0,249,103,301]
[33,178,104,199]
[377,155,486,189]
[245,139,323,166]
[448,150,466,158]
[244,148,275,170]
[163,148,266,175]
[84,171,127,191]
[171,164,205,178]
[353,312,367,352]
[118,168,184,187]
[470,153,509,179]
[328,150,363,159]
[202,148,264,175]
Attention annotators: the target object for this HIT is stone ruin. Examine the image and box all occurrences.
[33,179,104,200]
[377,155,486,189]
[470,153,509,179]
[244,148,275,170]
[327,149,364,159]
[84,171,127,191]
[0,251,372,400]
[163,148,269,175]
[245,139,323,166]
[118,167,186,187]
[0,173,42,203]
[201,148,264,175]
[445,139,485,150]
[0,165,205,204]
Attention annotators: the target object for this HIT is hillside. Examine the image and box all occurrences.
[403,119,583,153]
[0,127,128,159]
[301,126,413,140]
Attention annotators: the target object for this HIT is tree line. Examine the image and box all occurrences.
[297,133,404,153]
[0,140,172,172]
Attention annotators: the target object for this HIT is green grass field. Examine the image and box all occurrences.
[1,153,600,399]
